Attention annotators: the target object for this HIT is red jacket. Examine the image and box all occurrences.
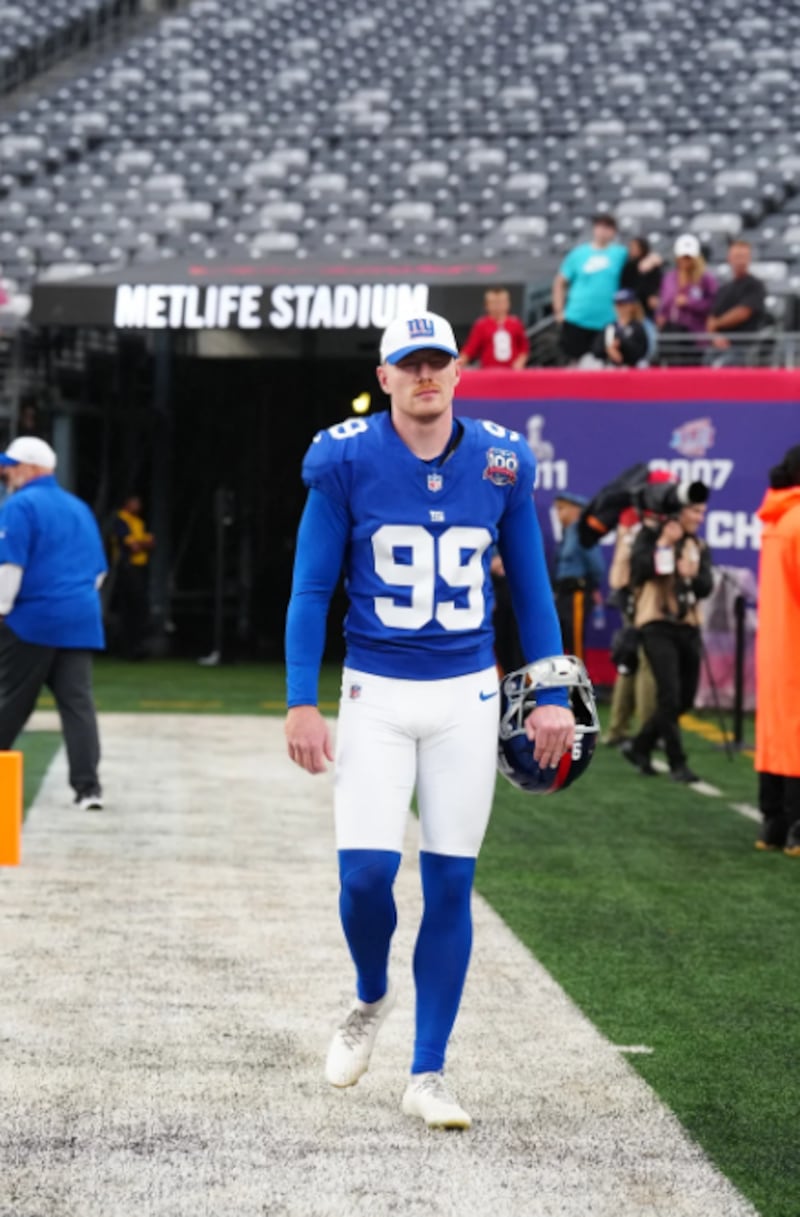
[460,315,529,368]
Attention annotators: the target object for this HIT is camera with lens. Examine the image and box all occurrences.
[636,478,710,522]
[578,461,710,547]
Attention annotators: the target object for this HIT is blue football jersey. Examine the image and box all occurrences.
[300,411,536,681]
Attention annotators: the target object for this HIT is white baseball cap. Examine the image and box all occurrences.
[674,234,701,258]
[0,436,57,470]
[379,311,459,365]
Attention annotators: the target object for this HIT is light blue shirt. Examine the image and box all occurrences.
[555,523,606,587]
[560,242,628,330]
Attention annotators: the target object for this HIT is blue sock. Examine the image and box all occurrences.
[338,848,402,1004]
[411,851,476,1074]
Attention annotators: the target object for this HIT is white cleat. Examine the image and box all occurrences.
[325,985,396,1088]
[401,1072,472,1130]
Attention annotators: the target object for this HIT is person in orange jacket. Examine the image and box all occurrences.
[755,444,800,855]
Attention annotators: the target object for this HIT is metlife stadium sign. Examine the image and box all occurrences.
[112,282,430,330]
[30,259,535,333]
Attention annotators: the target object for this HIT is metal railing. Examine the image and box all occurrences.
[525,315,800,368]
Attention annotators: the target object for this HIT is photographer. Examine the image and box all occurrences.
[621,492,712,783]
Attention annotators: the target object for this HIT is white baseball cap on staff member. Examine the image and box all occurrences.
[379,312,459,365]
[0,436,57,470]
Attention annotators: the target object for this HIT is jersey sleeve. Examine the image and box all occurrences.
[0,497,33,568]
[285,486,349,707]
[300,425,353,510]
[505,434,538,514]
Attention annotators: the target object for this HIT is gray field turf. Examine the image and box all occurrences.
[1,716,759,1217]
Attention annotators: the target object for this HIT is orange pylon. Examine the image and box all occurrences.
[0,751,23,866]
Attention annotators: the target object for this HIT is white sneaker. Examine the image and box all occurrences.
[76,793,103,811]
[401,1072,472,1130]
[325,985,396,1087]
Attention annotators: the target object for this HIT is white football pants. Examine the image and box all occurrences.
[334,666,500,858]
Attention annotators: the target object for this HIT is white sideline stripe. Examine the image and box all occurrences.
[691,781,723,798]
[650,757,723,796]
[1,717,759,1217]
[650,757,761,826]
[730,803,762,824]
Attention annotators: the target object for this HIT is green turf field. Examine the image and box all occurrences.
[19,731,62,818]
[79,657,342,713]
[25,658,793,1215]
[477,732,797,1217]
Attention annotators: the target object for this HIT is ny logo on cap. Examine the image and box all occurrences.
[407,317,435,339]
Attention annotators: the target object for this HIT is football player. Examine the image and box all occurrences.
[284,311,575,1129]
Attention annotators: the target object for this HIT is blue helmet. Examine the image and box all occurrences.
[498,656,599,794]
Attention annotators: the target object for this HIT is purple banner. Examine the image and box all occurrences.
[455,369,799,704]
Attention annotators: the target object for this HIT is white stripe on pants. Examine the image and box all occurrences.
[334,666,499,858]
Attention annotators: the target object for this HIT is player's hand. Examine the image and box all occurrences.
[524,704,575,771]
[285,705,334,775]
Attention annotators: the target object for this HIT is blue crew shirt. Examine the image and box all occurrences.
[560,242,628,330]
[285,412,568,709]
[555,522,606,587]
[0,475,107,648]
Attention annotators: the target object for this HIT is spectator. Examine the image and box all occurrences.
[458,288,530,369]
[620,236,663,318]
[111,493,155,660]
[657,234,717,362]
[551,213,628,364]
[754,444,800,855]
[583,289,650,368]
[707,241,767,363]
[621,495,712,783]
[0,437,107,811]
[604,509,657,746]
[552,491,606,662]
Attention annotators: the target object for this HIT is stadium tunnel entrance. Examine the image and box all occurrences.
[42,334,384,662]
[19,259,549,662]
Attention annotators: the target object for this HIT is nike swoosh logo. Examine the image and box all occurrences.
[479,690,498,701]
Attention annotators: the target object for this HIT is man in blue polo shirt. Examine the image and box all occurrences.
[0,436,108,810]
[552,213,628,364]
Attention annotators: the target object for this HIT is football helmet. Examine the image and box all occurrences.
[498,655,599,794]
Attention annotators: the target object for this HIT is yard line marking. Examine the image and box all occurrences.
[1,716,759,1217]
[650,758,723,796]
[616,1045,655,1055]
[729,803,762,824]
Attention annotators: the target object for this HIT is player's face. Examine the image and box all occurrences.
[377,350,459,421]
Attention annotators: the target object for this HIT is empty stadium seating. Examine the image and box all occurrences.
[1,0,800,325]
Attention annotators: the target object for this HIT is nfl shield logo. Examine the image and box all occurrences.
[427,472,443,492]
[349,684,362,700]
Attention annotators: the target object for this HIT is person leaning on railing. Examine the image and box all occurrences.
[706,241,767,366]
